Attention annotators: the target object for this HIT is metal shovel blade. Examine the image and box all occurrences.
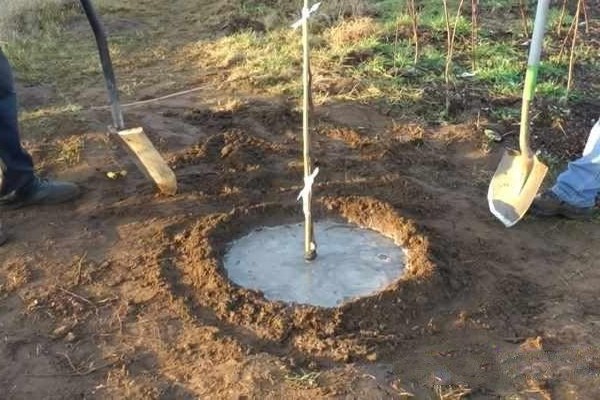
[118,127,178,195]
[487,150,548,227]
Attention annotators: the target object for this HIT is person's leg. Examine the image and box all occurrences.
[0,47,35,195]
[551,118,600,208]
[531,117,600,219]
[0,47,80,209]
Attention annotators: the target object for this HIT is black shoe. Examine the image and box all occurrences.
[0,224,7,246]
[530,190,595,220]
[0,177,80,209]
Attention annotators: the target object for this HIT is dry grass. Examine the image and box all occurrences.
[0,261,32,296]
[0,0,75,39]
[326,17,381,48]
[434,383,472,400]
[524,378,552,400]
[318,0,377,22]
[56,136,85,167]
[175,15,385,102]
[284,370,321,389]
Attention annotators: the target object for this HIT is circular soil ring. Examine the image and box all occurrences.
[168,196,447,362]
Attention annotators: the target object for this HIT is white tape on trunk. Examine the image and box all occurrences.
[297,167,320,216]
[291,2,321,29]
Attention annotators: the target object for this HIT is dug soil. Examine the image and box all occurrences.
[2,4,600,400]
[2,90,600,399]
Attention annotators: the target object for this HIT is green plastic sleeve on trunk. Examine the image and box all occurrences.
[523,65,539,102]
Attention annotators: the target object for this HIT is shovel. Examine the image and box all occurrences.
[79,0,177,195]
[487,0,550,227]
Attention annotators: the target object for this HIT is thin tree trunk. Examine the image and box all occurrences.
[559,11,578,61]
[471,0,478,71]
[443,0,465,114]
[567,0,582,95]
[392,12,400,70]
[519,0,530,37]
[556,0,567,36]
[408,0,419,65]
[581,0,589,34]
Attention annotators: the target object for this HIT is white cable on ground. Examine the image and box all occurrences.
[89,84,210,110]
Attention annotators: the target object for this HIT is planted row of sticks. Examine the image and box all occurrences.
[399,0,590,100]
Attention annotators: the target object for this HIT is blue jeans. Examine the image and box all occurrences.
[552,117,600,208]
[0,47,35,196]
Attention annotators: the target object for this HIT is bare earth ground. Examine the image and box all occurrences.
[2,2,600,400]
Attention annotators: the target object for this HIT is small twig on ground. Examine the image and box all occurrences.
[78,359,121,376]
[58,286,95,307]
[59,352,79,374]
[435,383,472,399]
[73,252,87,286]
[285,370,321,388]
[95,296,119,306]
[26,356,121,378]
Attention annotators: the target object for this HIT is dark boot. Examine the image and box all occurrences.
[0,49,79,211]
[0,176,80,209]
[0,223,7,246]
[530,190,595,220]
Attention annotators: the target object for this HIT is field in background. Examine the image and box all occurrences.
[2,0,598,167]
[1,1,600,399]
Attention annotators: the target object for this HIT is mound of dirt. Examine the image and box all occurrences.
[158,196,445,363]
